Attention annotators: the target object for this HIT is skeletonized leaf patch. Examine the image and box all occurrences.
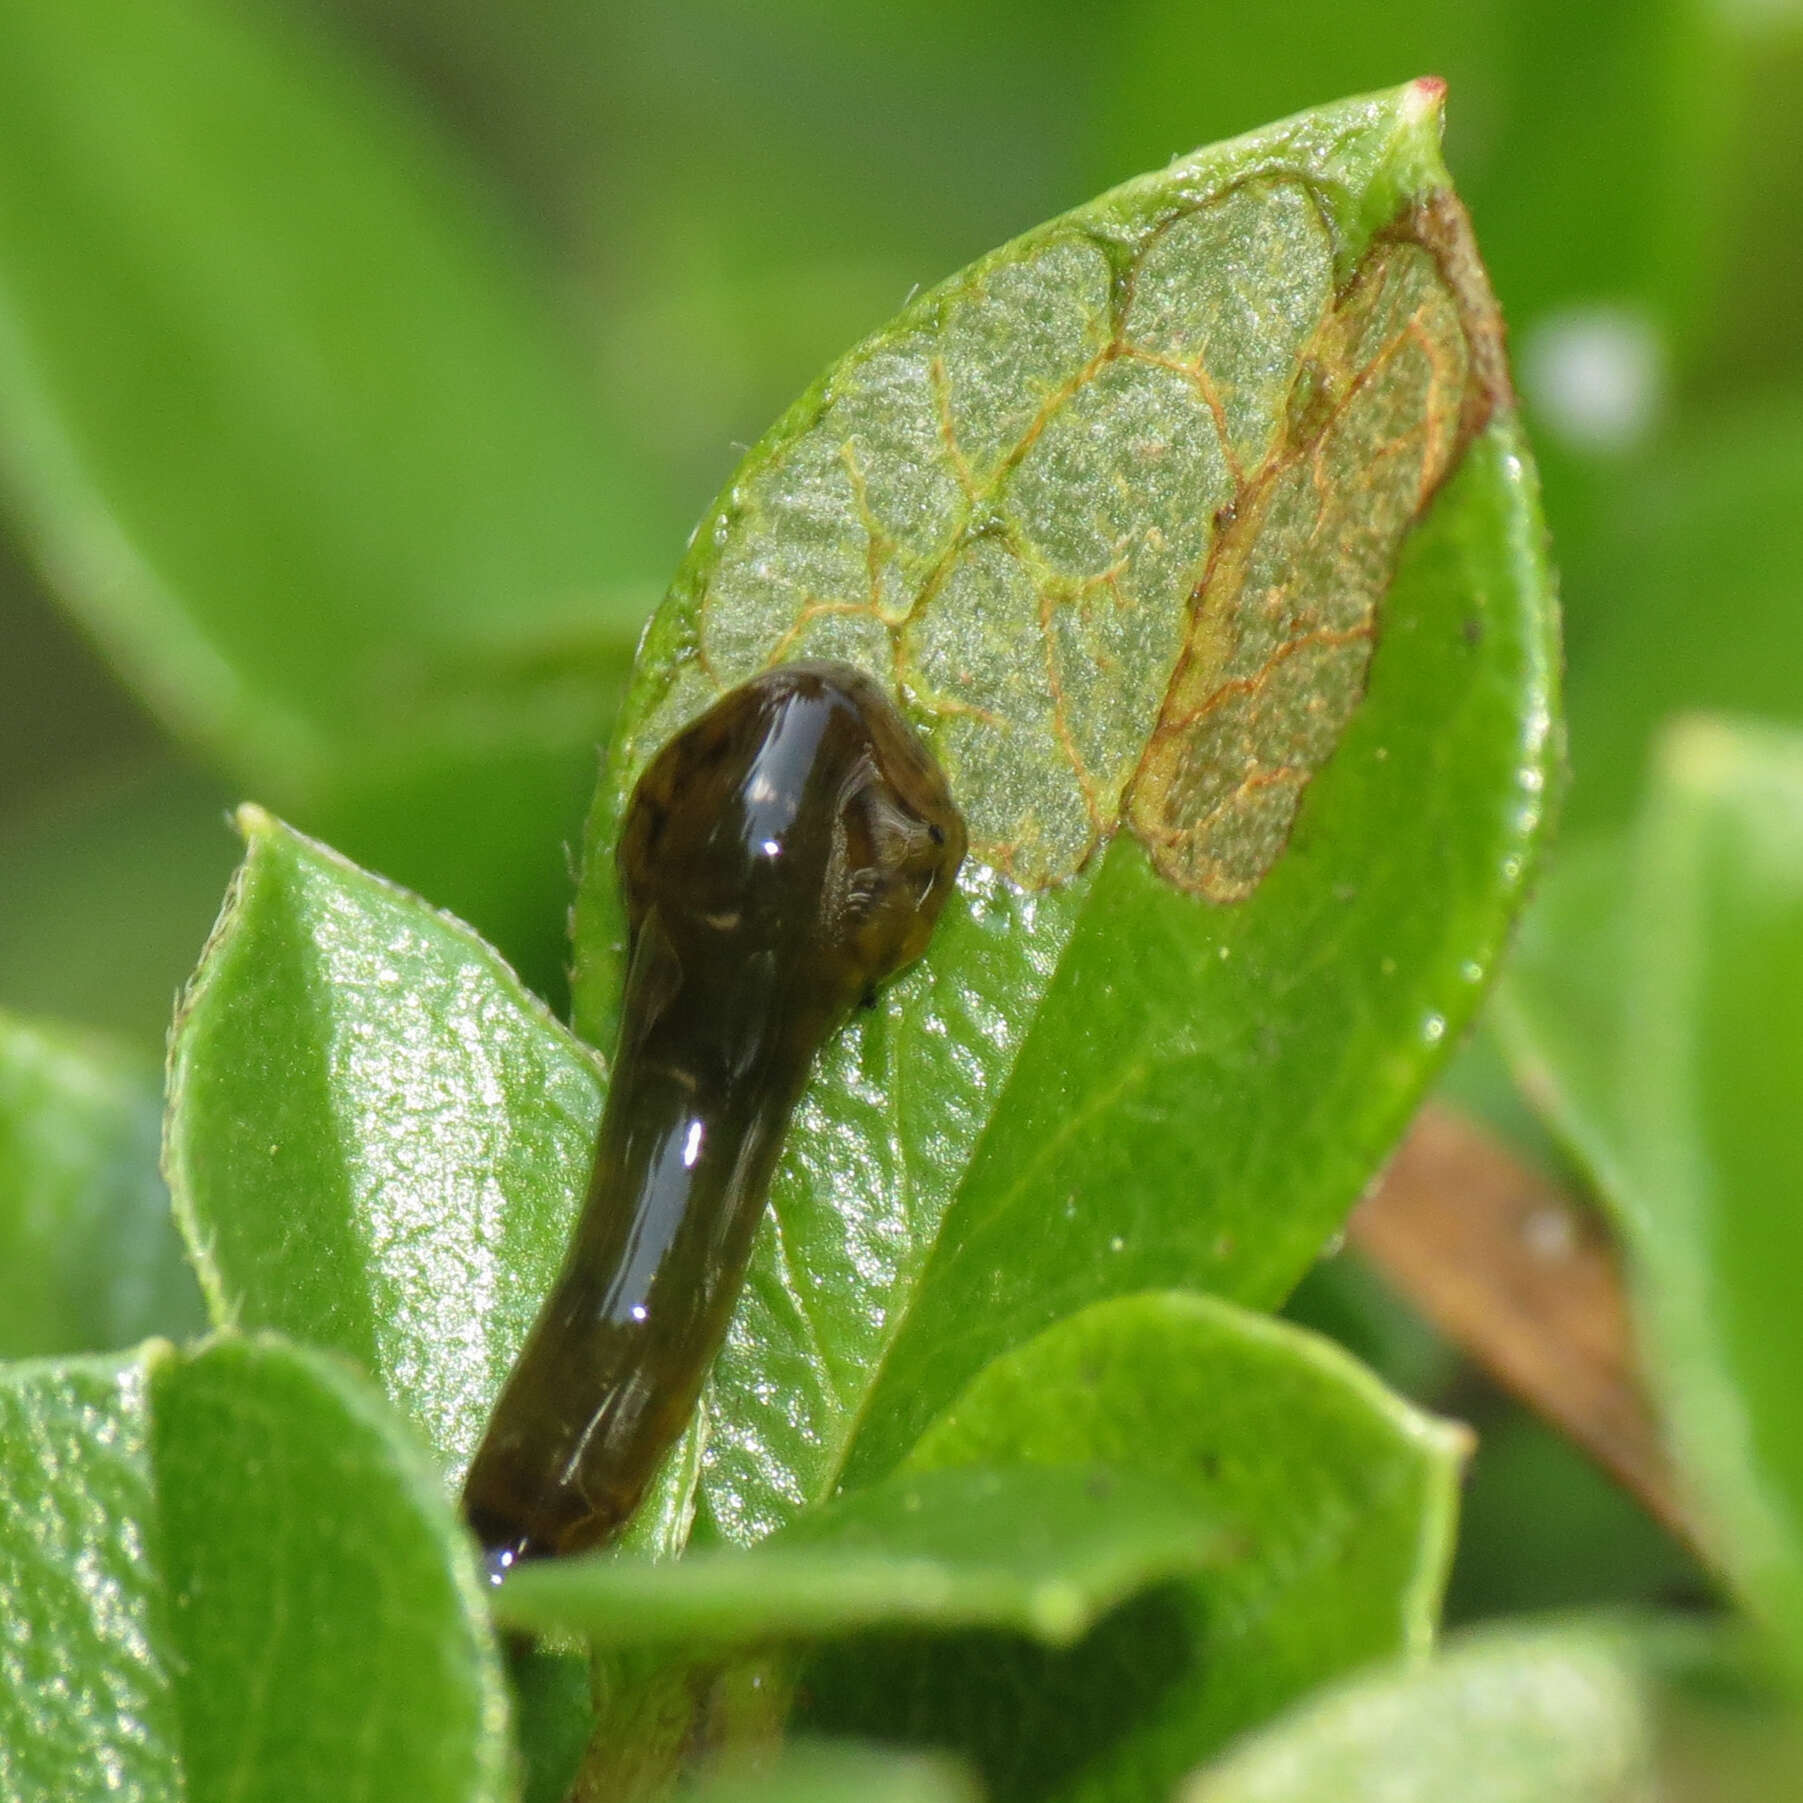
[615,86,1507,898]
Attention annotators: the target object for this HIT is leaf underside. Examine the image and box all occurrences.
[588,96,1507,910]
[569,83,1555,1548]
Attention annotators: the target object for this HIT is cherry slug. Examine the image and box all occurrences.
[463,661,966,1580]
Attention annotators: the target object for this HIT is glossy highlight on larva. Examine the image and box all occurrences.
[462,662,966,1580]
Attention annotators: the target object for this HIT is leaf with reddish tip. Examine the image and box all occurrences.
[570,82,1558,1547]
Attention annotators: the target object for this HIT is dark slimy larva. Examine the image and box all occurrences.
[463,662,966,1580]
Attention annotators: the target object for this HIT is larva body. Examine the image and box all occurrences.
[463,662,965,1578]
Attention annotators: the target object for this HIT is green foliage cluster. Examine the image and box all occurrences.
[1,1,1800,1798]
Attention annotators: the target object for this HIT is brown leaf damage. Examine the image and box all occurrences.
[1126,189,1507,898]
[627,164,1513,900]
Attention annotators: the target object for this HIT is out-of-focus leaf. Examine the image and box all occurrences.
[0,0,683,972]
[1434,1017,1577,1184]
[162,807,602,1494]
[1685,18,1803,398]
[1445,1403,1702,1625]
[681,1740,981,1803]
[0,765,240,1051]
[570,84,1557,1547]
[1563,396,1803,836]
[494,1464,1218,1649]
[1089,0,1729,348]
[1617,717,1803,1682]
[0,531,159,819]
[0,1334,508,1803]
[1491,832,1636,1218]
[1177,1618,1795,1803]
[0,1010,202,1357]
[1496,398,1803,1222]
[1281,1250,1460,1405]
[348,0,1110,509]
[508,1646,593,1803]
[798,1292,1466,1801]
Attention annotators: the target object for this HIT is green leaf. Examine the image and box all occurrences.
[0,765,241,1052]
[570,83,1557,1544]
[1444,1405,1701,1626]
[1562,394,1803,838]
[0,0,682,967]
[1493,401,1803,1212]
[1616,718,1803,1682]
[798,1292,1466,1799]
[163,807,602,1493]
[1088,2,1731,349]
[1489,832,1636,1219]
[0,1334,508,1803]
[494,1464,1219,1650]
[507,1646,594,1803]
[1177,1619,1787,1803]
[0,1010,204,1357]
[1683,25,1803,398]
[681,1741,981,1803]
[1281,1250,1459,1405]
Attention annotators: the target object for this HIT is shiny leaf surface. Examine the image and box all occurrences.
[494,1463,1219,1649]
[799,1292,1466,1800]
[163,808,602,1491]
[0,1335,507,1803]
[157,90,1553,1583]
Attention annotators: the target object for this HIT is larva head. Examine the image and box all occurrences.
[618,662,966,1016]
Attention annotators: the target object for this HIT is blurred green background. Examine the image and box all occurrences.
[1,0,1798,1628]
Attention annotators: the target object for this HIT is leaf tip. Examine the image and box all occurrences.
[232,800,277,844]
[1403,75,1449,127]
[1434,1415,1479,1468]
